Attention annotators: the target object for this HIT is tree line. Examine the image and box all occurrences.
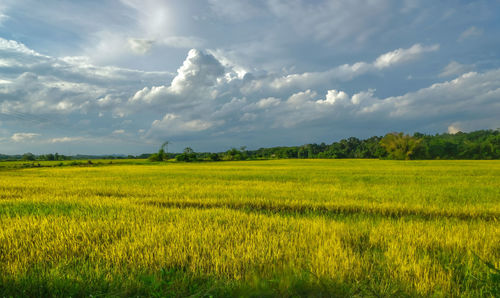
[149,129,499,162]
[250,129,499,160]
[1,129,498,162]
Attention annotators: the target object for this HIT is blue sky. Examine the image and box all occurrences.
[0,0,499,154]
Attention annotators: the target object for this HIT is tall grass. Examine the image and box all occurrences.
[0,159,498,296]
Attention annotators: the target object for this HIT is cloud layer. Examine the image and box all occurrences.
[0,1,499,154]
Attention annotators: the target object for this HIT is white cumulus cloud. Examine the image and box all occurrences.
[374,44,439,69]
[11,132,40,142]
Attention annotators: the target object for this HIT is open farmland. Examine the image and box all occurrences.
[0,159,499,297]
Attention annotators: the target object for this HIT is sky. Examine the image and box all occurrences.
[0,0,499,155]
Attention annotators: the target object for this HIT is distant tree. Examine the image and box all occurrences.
[297,147,307,158]
[22,152,35,161]
[176,147,197,162]
[148,153,161,162]
[160,141,170,159]
[148,141,170,162]
[225,148,245,160]
[209,153,221,161]
[380,132,422,160]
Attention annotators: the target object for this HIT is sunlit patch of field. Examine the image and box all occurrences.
[0,160,499,296]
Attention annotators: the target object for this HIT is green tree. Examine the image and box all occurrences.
[176,147,197,162]
[148,141,170,162]
[209,153,221,161]
[380,132,422,160]
[225,148,245,160]
[22,152,35,161]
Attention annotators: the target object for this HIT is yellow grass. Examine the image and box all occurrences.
[0,159,499,296]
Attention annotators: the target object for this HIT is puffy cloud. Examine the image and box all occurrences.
[169,49,225,94]
[256,97,280,109]
[316,90,349,105]
[373,44,439,69]
[266,44,438,93]
[358,71,500,128]
[11,132,40,142]
[0,38,170,120]
[0,0,497,154]
[1,36,499,153]
[49,136,85,143]
[129,49,225,111]
[0,38,46,57]
[447,123,461,134]
[286,90,317,106]
[439,61,475,77]
[128,45,498,144]
[150,113,221,136]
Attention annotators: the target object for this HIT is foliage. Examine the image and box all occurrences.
[209,153,221,161]
[244,129,499,160]
[175,147,198,162]
[21,152,35,161]
[224,147,247,160]
[2,130,499,162]
[380,132,422,160]
[148,141,170,162]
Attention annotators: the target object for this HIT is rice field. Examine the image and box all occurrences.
[0,159,499,297]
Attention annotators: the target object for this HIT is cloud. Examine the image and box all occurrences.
[439,61,475,77]
[11,132,40,142]
[361,71,500,124]
[256,97,280,109]
[130,49,224,105]
[266,44,438,92]
[128,38,155,54]
[316,90,349,105]
[0,12,7,26]
[266,0,395,46]
[0,37,170,120]
[0,38,46,57]
[373,44,439,69]
[458,26,483,42]
[447,123,461,134]
[161,36,205,49]
[150,113,221,136]
[127,36,204,54]
[169,49,225,94]
[127,45,499,145]
[266,69,500,132]
[1,36,499,153]
[49,136,85,143]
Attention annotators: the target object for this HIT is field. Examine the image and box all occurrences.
[0,159,499,297]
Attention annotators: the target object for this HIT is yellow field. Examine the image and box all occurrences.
[0,160,499,296]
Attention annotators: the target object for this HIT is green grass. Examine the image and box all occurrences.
[0,159,499,297]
